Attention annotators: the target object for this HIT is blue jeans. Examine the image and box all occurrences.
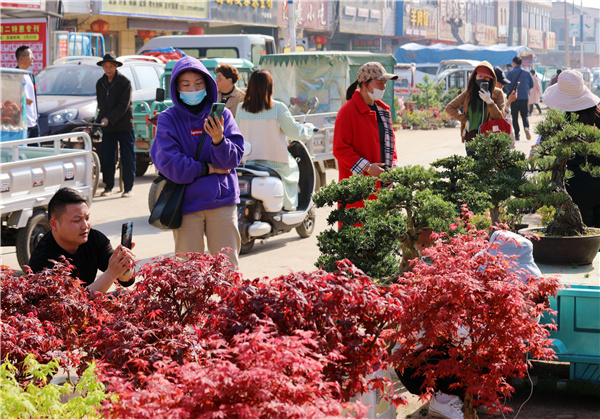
[101,130,136,192]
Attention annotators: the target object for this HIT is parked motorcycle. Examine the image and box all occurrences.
[236,138,317,254]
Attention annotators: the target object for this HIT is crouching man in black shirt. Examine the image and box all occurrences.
[29,187,136,293]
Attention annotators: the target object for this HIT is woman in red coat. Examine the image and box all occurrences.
[333,62,399,209]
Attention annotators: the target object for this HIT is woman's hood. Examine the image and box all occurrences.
[468,60,498,90]
[170,56,218,113]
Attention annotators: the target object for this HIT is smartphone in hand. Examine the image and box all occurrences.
[480,82,489,92]
[513,81,521,92]
[208,102,225,120]
[121,221,133,249]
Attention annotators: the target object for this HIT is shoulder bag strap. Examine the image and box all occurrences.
[195,131,208,160]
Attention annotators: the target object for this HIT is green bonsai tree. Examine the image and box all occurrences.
[313,166,458,281]
[511,109,600,236]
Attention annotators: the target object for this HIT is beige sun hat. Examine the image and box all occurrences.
[542,69,600,112]
[357,62,398,83]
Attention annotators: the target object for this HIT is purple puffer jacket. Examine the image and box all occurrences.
[150,56,244,214]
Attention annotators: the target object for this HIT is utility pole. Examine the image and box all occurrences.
[564,0,570,67]
[580,0,584,67]
[287,0,296,52]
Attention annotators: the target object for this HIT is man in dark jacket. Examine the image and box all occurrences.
[505,56,534,142]
[96,53,135,198]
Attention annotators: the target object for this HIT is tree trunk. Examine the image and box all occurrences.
[490,205,501,227]
[548,162,587,235]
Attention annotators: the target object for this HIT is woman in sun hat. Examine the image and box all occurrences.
[542,69,600,227]
[333,62,399,209]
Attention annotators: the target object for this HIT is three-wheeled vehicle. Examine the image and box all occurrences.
[258,51,397,189]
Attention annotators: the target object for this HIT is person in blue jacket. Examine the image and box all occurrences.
[150,56,244,268]
[505,56,534,142]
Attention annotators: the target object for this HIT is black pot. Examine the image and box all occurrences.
[518,227,600,265]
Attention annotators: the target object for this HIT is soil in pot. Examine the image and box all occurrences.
[518,227,600,265]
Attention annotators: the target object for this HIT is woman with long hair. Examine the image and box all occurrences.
[445,61,506,156]
[235,69,313,211]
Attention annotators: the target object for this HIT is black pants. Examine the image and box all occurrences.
[510,99,529,139]
[101,130,136,192]
[529,103,541,115]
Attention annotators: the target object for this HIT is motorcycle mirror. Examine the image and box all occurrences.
[243,141,252,157]
[307,97,319,111]
[155,87,165,102]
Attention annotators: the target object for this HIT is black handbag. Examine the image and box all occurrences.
[148,131,207,230]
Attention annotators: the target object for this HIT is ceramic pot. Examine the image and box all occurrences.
[518,227,600,265]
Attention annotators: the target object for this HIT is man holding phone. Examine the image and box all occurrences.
[29,188,136,294]
[505,56,534,141]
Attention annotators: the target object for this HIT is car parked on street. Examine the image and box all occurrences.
[35,56,165,176]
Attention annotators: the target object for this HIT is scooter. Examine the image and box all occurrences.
[236,139,317,254]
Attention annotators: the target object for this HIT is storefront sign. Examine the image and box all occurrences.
[339,1,384,35]
[211,0,276,26]
[438,0,466,43]
[0,0,42,9]
[401,3,437,40]
[352,38,381,51]
[0,18,47,72]
[544,32,556,50]
[101,0,209,21]
[277,0,330,31]
[528,28,543,50]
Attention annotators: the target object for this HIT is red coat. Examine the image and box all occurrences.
[333,90,398,209]
[334,90,397,181]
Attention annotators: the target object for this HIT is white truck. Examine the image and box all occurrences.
[1,133,94,268]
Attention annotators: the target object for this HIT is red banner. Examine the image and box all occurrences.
[0,18,47,73]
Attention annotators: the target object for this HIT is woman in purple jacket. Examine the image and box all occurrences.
[150,56,244,267]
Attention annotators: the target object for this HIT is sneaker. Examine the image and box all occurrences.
[429,394,464,419]
[121,191,133,198]
[100,189,113,197]
[525,127,531,140]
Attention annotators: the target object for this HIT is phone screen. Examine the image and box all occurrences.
[480,82,489,92]
[121,222,133,249]
[209,102,225,120]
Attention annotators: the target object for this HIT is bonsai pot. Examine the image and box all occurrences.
[518,227,600,265]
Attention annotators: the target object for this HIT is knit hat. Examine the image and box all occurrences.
[357,62,398,83]
[542,69,600,112]
[475,65,495,80]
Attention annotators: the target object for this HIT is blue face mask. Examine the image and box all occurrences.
[180,89,207,106]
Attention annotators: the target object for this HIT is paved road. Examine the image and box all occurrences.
[0,113,544,279]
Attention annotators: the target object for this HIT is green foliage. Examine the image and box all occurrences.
[536,205,556,227]
[430,154,492,216]
[466,132,528,225]
[411,75,445,109]
[514,109,600,235]
[313,166,459,280]
[0,356,112,419]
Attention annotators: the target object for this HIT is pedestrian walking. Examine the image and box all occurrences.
[505,56,534,141]
[15,45,39,138]
[528,69,542,116]
[549,69,562,86]
[95,53,136,198]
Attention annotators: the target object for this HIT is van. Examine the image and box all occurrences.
[394,63,417,99]
[136,34,276,66]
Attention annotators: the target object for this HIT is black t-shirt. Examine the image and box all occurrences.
[28,229,134,287]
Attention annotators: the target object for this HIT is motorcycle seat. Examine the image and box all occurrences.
[238,164,282,180]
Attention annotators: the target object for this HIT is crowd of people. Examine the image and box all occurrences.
[17,48,600,419]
